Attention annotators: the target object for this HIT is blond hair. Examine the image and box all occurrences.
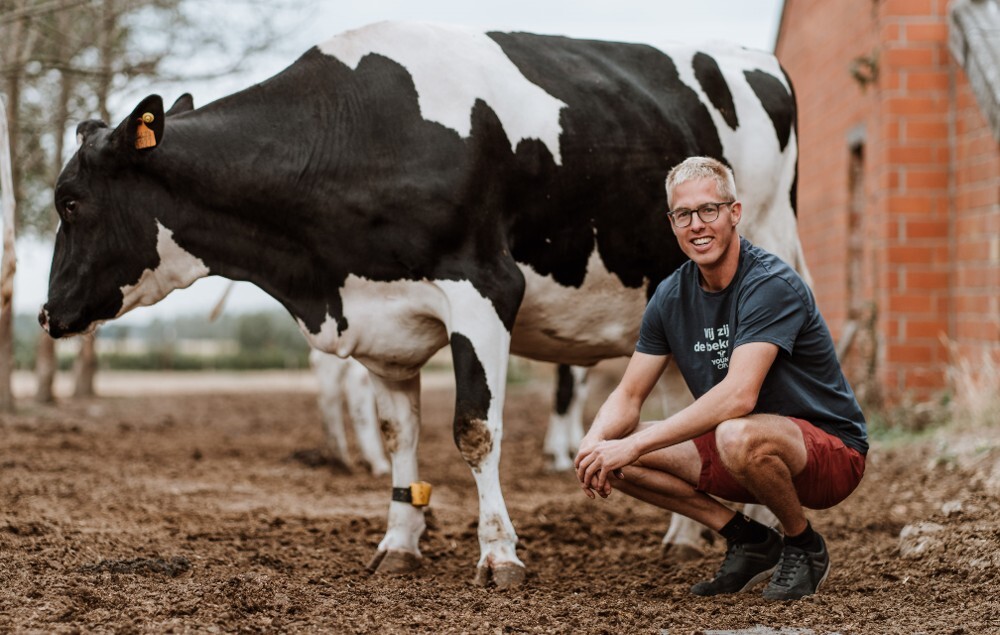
[665,156,737,208]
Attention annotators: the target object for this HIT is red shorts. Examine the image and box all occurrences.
[692,417,866,510]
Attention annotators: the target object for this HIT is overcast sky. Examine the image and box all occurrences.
[11,0,784,325]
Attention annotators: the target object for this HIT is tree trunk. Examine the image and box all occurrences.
[96,0,115,123]
[69,0,116,398]
[34,8,75,404]
[0,89,19,413]
[34,335,57,403]
[0,5,41,412]
[72,333,97,398]
[0,310,12,412]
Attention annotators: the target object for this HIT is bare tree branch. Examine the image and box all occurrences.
[0,0,98,26]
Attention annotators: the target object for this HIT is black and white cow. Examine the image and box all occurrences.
[41,22,806,588]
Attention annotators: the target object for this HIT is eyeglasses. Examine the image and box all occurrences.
[666,201,735,228]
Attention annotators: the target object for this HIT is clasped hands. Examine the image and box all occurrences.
[574,437,640,499]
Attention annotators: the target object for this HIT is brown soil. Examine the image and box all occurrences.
[1,373,997,633]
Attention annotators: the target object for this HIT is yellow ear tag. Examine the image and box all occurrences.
[135,112,156,149]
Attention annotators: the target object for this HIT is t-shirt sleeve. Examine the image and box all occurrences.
[635,289,671,356]
[734,277,807,355]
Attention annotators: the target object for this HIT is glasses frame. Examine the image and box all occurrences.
[667,201,735,228]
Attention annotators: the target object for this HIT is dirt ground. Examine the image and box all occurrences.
[1,369,998,634]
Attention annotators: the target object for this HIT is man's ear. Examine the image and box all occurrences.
[109,94,165,155]
[166,93,194,116]
[731,201,742,226]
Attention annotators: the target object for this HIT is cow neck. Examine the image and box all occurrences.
[151,112,342,332]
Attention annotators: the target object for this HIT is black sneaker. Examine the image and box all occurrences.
[690,528,783,596]
[762,533,831,600]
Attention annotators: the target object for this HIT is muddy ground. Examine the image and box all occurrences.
[1,369,998,633]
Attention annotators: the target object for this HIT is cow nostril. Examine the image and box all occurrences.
[38,308,50,332]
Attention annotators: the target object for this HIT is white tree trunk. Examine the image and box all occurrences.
[0,95,18,412]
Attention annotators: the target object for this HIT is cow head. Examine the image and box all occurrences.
[40,94,209,338]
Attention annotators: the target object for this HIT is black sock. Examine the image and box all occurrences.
[719,513,771,544]
[784,521,820,551]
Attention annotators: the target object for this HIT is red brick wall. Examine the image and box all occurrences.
[877,0,953,395]
[776,0,1000,401]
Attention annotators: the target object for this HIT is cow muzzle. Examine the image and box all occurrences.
[38,307,51,334]
[38,306,71,339]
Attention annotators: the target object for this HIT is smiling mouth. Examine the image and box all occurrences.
[692,237,713,246]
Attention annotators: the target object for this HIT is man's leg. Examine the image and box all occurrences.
[714,414,809,534]
[613,439,733,531]
[714,414,831,600]
[611,433,783,596]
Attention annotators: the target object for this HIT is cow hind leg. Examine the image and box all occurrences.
[652,365,722,561]
[319,400,351,470]
[366,373,425,575]
[344,361,390,477]
[661,504,778,561]
[544,364,589,472]
[440,280,525,589]
[661,513,715,561]
[311,354,352,471]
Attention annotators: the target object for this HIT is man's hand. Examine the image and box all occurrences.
[572,352,670,500]
[574,436,611,499]
[574,438,638,499]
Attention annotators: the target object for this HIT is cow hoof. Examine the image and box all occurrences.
[543,457,572,474]
[474,562,526,589]
[661,543,704,562]
[367,550,421,574]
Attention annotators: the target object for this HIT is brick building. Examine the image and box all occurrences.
[775,0,999,404]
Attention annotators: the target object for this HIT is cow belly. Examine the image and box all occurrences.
[511,251,646,365]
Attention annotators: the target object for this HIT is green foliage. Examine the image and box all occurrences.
[12,312,39,369]
[93,349,309,371]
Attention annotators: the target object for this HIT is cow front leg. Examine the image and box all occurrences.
[366,372,425,575]
[439,280,524,589]
[544,365,589,472]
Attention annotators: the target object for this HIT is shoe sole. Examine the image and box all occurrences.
[737,565,778,593]
[816,559,831,591]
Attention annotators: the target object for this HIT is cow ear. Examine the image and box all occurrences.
[76,120,108,146]
[166,93,194,116]
[110,94,165,154]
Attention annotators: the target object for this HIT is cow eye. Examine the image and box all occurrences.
[62,200,79,221]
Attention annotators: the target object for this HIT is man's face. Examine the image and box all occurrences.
[668,177,742,270]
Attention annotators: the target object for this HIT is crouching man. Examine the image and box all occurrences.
[575,156,867,600]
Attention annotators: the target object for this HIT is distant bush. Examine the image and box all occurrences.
[93,350,310,371]
[21,309,311,372]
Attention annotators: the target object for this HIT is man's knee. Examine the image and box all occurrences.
[717,415,810,478]
[715,417,786,473]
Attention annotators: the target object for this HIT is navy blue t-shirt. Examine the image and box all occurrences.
[636,238,868,454]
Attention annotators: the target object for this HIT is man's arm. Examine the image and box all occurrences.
[573,352,670,498]
[577,341,780,494]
